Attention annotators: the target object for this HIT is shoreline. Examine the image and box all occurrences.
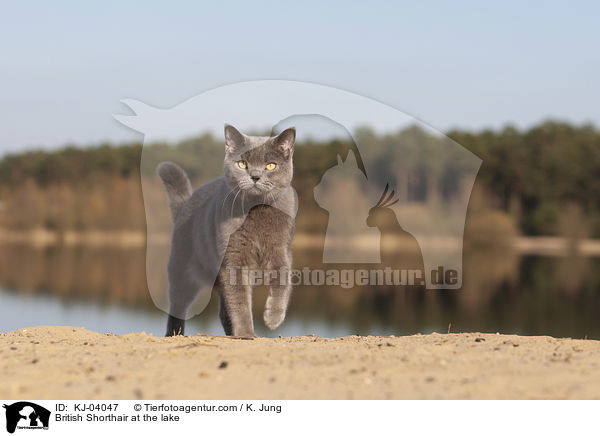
[1,326,599,399]
[1,228,600,256]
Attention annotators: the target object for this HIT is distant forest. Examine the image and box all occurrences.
[0,120,598,239]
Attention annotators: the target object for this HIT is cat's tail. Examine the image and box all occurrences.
[157,161,193,221]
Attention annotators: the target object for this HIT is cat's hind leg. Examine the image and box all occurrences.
[213,279,233,336]
[218,293,233,336]
[166,314,186,337]
[165,267,201,337]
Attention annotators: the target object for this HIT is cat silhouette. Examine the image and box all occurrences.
[314,150,380,263]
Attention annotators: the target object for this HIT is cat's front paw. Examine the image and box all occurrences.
[264,308,286,330]
[231,328,257,338]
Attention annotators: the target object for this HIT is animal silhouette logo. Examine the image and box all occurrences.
[3,402,50,434]
[315,149,426,286]
[314,150,380,263]
[367,184,425,282]
[114,80,482,320]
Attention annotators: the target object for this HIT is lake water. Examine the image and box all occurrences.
[0,286,357,337]
[1,245,599,338]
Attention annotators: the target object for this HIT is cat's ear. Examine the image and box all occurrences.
[224,124,245,153]
[274,127,296,158]
[345,150,357,168]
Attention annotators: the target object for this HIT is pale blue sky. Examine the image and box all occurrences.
[1,1,598,153]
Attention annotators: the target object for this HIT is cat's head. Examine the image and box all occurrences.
[223,124,295,196]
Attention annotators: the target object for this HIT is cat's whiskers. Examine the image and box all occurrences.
[221,186,237,212]
[230,186,242,219]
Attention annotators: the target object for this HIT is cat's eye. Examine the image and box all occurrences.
[237,160,247,169]
[265,162,277,171]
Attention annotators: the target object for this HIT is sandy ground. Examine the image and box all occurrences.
[1,326,599,399]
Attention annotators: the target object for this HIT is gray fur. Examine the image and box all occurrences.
[156,161,193,220]
[159,124,297,337]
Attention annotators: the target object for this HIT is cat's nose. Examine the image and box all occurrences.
[250,176,260,182]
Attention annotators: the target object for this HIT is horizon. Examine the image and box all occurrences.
[0,117,593,157]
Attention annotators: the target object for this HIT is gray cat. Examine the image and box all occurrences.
[157,124,297,337]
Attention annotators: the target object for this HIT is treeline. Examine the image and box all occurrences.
[0,144,144,231]
[448,121,600,237]
[0,120,598,237]
[0,143,142,186]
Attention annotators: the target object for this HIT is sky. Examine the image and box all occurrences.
[1,1,599,153]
